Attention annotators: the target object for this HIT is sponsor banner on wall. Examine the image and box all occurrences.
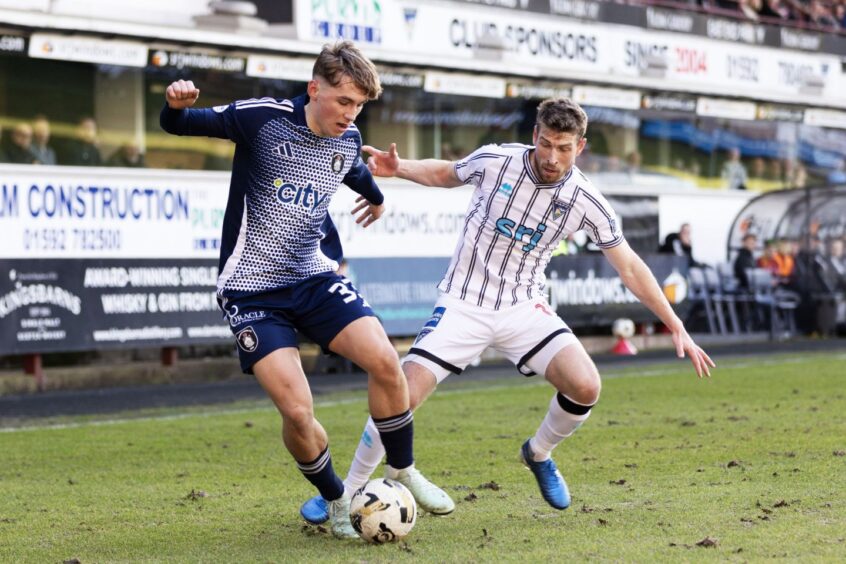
[547,253,689,326]
[0,167,227,259]
[696,97,757,121]
[0,258,228,355]
[28,33,147,67]
[246,54,314,81]
[572,86,640,110]
[424,71,506,98]
[347,257,449,336]
[0,33,27,56]
[287,0,845,108]
[149,49,246,73]
[329,182,472,258]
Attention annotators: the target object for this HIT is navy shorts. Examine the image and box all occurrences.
[219,272,375,374]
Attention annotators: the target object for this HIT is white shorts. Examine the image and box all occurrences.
[403,293,578,383]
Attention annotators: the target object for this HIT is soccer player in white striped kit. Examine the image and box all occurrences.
[301,97,714,520]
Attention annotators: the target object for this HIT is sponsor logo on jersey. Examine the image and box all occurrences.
[331,152,345,174]
[213,104,228,113]
[496,182,513,197]
[275,142,294,158]
[226,306,267,327]
[552,200,571,220]
[413,328,433,345]
[236,326,259,352]
[424,306,446,328]
[495,217,547,252]
[273,179,329,212]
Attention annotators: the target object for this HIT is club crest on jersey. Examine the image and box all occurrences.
[274,179,329,212]
[236,326,259,352]
[497,182,513,197]
[552,199,571,220]
[331,153,345,174]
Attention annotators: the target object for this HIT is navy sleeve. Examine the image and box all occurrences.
[343,159,384,206]
[319,214,343,263]
[159,103,250,144]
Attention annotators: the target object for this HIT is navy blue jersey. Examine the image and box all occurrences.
[160,94,382,297]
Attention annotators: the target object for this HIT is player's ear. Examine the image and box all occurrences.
[307,78,319,99]
[576,136,587,155]
[532,125,539,144]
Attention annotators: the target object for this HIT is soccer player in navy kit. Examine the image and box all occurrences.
[160,41,448,539]
[301,97,715,520]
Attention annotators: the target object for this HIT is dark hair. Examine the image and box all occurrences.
[536,98,588,138]
[313,41,382,100]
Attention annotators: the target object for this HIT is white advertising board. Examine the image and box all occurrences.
[0,166,227,259]
[293,0,846,109]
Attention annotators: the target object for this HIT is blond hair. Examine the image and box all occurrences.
[313,41,382,100]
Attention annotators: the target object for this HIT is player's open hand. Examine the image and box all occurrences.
[361,143,400,177]
[166,80,200,109]
[672,327,715,378]
[351,196,385,228]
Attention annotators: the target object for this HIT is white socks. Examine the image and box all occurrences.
[343,417,386,497]
[529,394,592,461]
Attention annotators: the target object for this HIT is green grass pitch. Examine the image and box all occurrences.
[1,352,845,562]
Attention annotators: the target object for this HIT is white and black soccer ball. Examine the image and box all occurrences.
[612,318,636,339]
[349,478,417,543]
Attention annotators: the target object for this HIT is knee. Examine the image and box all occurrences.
[559,369,601,406]
[282,404,316,434]
[570,375,601,406]
[364,345,402,381]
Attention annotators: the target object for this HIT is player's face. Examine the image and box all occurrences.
[531,125,586,184]
[306,74,369,137]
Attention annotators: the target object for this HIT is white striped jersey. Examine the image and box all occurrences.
[441,143,624,310]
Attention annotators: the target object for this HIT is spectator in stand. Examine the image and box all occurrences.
[760,0,796,21]
[5,123,38,164]
[63,117,102,166]
[836,2,846,28]
[30,115,56,165]
[659,223,703,268]
[757,238,795,285]
[740,0,763,20]
[722,148,748,190]
[107,142,146,168]
[827,159,846,184]
[757,239,782,277]
[625,150,642,175]
[818,238,846,292]
[809,0,840,29]
[734,233,758,289]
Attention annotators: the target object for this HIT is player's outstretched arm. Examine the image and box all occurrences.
[362,143,462,188]
[165,79,200,110]
[603,241,715,378]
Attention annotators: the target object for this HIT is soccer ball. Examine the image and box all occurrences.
[349,478,417,543]
[612,317,635,339]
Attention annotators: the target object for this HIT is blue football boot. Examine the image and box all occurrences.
[300,494,329,525]
[520,439,571,510]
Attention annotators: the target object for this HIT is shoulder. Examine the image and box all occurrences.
[230,97,296,120]
[341,125,362,146]
[463,143,525,163]
[567,165,602,195]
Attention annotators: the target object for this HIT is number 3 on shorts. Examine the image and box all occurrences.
[328,279,370,307]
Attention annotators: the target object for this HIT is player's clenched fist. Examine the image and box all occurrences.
[166,80,200,109]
